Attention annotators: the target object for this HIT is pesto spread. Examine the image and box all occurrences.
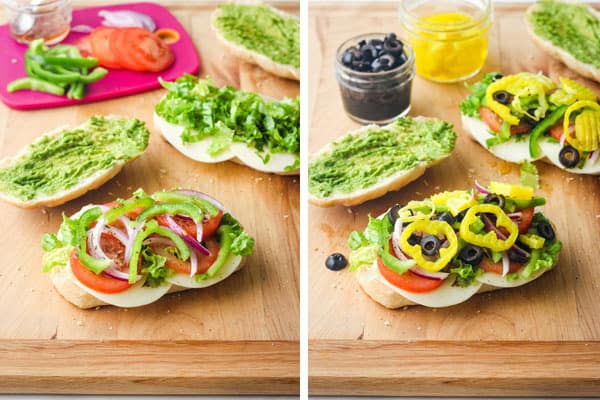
[529,0,600,69]
[308,117,456,198]
[0,116,149,201]
[214,3,300,68]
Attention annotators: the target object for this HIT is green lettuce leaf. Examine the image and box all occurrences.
[348,244,378,272]
[220,213,255,256]
[364,215,393,248]
[42,243,71,273]
[140,246,171,287]
[451,260,483,287]
[459,72,498,117]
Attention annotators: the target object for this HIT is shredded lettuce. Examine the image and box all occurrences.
[348,231,368,250]
[364,215,393,248]
[42,243,71,273]
[520,160,540,189]
[155,75,300,168]
[459,72,498,117]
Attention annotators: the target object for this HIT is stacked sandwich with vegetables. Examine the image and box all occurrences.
[348,182,561,308]
[41,189,254,309]
[460,72,600,174]
[154,74,300,174]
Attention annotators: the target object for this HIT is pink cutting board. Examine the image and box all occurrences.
[0,2,199,110]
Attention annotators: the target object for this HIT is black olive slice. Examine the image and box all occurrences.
[325,253,348,271]
[559,145,580,168]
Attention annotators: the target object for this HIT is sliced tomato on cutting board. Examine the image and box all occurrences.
[90,27,122,69]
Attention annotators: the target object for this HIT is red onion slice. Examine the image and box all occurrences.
[189,247,198,277]
[99,10,156,31]
[589,148,600,165]
[163,215,210,256]
[71,24,94,33]
[474,180,491,195]
[560,133,566,147]
[174,190,225,211]
[501,251,510,277]
[481,213,507,240]
[409,266,449,281]
[173,214,204,242]
[391,218,406,260]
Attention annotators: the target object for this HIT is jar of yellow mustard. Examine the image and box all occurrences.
[399,0,492,83]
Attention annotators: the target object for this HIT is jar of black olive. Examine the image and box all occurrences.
[335,33,415,125]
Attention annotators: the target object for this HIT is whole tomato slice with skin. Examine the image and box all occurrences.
[150,237,220,275]
[479,107,532,136]
[69,235,132,294]
[111,27,174,72]
[377,240,444,294]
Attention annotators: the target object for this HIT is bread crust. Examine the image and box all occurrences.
[525,3,600,83]
[308,117,452,207]
[49,258,246,309]
[210,6,299,81]
[0,115,144,209]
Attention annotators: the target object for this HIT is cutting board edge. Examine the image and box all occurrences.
[0,339,299,395]
[309,339,600,396]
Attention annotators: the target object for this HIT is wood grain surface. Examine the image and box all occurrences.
[308,2,600,396]
[0,1,299,394]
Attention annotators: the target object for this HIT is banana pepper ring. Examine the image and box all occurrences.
[398,199,435,223]
[564,100,600,152]
[399,219,458,273]
[459,204,518,252]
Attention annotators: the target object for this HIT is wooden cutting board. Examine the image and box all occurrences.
[0,1,299,395]
[308,2,600,396]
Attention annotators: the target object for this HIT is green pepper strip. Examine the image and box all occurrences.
[529,105,568,158]
[76,207,111,274]
[204,225,233,277]
[380,240,415,274]
[29,61,81,84]
[129,220,190,284]
[152,191,219,217]
[37,55,99,69]
[511,196,546,210]
[104,197,155,224]
[136,202,204,224]
[7,77,64,96]
[78,67,108,84]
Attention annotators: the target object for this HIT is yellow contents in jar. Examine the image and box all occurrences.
[409,12,489,82]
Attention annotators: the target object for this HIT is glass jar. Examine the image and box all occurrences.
[3,0,72,45]
[335,33,416,125]
[399,0,492,83]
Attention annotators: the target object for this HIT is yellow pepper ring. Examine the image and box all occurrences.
[399,219,458,273]
[564,100,600,151]
[459,204,518,252]
[398,199,435,223]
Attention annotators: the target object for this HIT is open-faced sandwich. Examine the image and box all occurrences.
[526,0,600,83]
[0,115,149,208]
[211,2,299,81]
[308,117,456,207]
[41,189,254,309]
[154,75,299,175]
[347,182,561,308]
[460,72,600,174]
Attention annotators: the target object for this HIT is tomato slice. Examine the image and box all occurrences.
[516,207,534,234]
[150,237,220,275]
[75,35,93,57]
[202,210,223,238]
[549,119,574,142]
[156,210,223,239]
[90,27,122,69]
[479,107,531,135]
[110,27,174,72]
[377,257,444,293]
[70,247,132,294]
[479,257,522,275]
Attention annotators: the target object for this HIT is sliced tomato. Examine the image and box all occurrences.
[150,237,220,275]
[70,248,131,294]
[479,107,532,135]
[110,27,174,72]
[479,257,522,275]
[75,35,93,57]
[90,27,122,69]
[202,210,223,238]
[549,119,574,142]
[516,207,534,234]
[377,257,444,293]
